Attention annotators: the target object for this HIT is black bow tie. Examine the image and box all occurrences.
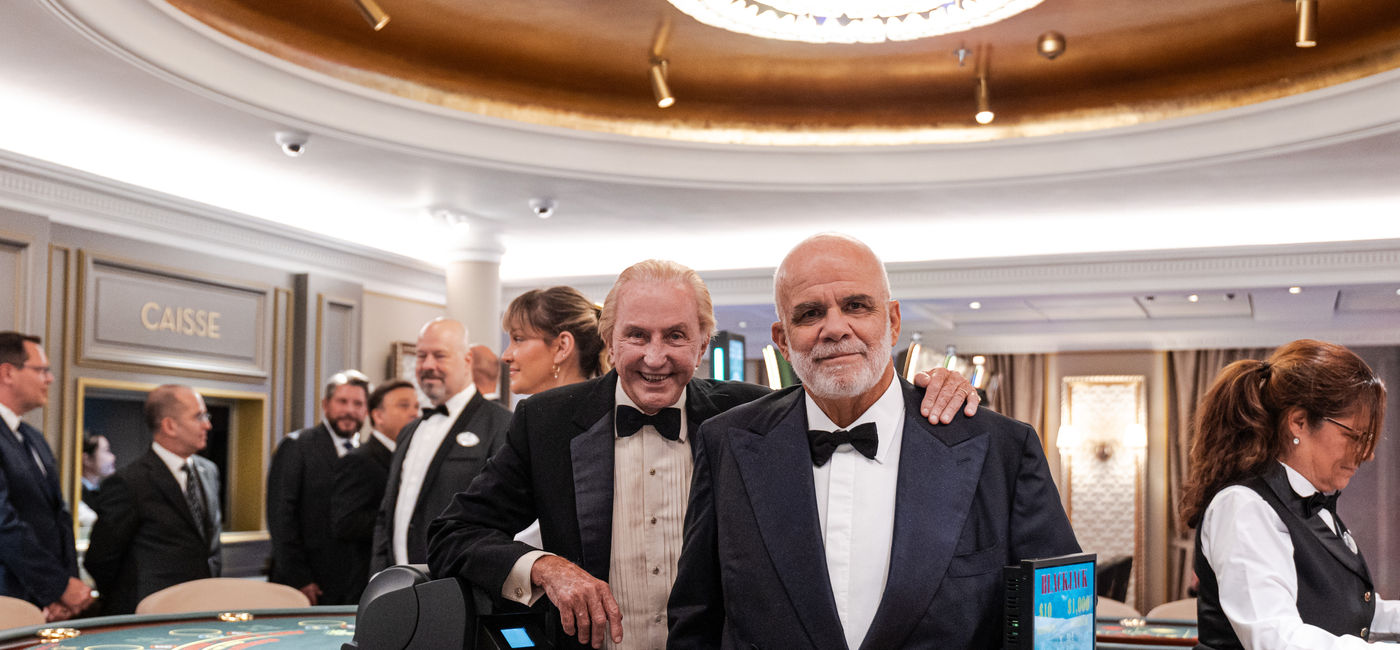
[807,422,879,467]
[1302,490,1342,522]
[422,404,449,419]
[616,405,682,441]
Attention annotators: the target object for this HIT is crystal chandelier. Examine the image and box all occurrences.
[665,0,1045,44]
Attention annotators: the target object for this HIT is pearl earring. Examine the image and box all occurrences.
[552,364,560,379]
[1292,437,1300,445]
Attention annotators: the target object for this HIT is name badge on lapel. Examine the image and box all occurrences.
[456,431,481,447]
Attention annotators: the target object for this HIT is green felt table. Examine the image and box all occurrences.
[1096,617,1199,647]
[0,607,357,650]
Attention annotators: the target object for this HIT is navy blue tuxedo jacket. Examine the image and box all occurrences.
[0,418,77,606]
[668,380,1079,650]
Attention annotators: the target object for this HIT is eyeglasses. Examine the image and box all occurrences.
[1324,416,1376,450]
[21,364,53,378]
[193,411,212,423]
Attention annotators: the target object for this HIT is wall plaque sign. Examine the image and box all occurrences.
[80,253,271,379]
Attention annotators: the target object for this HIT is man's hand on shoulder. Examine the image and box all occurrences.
[530,555,622,649]
[913,367,981,424]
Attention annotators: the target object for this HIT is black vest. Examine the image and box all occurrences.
[1194,463,1375,649]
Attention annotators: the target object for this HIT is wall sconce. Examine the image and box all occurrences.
[1056,424,1079,454]
[1124,423,1148,452]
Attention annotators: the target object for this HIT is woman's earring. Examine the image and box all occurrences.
[1292,437,1301,445]
[552,364,560,379]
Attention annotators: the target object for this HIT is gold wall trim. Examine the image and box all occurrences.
[363,289,444,310]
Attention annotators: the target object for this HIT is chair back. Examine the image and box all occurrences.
[0,596,45,629]
[1096,555,1134,602]
[1146,597,1198,621]
[1096,596,1142,619]
[135,578,310,614]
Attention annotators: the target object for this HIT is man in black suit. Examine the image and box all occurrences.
[428,260,979,650]
[371,318,512,573]
[668,234,1080,649]
[267,370,370,605]
[86,384,222,615]
[331,378,418,601]
[0,332,91,621]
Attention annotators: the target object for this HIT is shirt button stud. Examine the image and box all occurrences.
[649,468,656,476]
[650,517,658,525]
[652,567,660,575]
[654,615,663,623]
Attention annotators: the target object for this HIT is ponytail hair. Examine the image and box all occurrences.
[503,286,608,379]
[1179,339,1385,529]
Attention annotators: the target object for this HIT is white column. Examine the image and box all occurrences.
[444,219,504,352]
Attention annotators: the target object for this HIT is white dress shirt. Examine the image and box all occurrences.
[370,429,396,453]
[151,440,194,489]
[808,377,905,650]
[393,385,475,565]
[1200,461,1400,649]
[324,417,359,458]
[0,401,46,474]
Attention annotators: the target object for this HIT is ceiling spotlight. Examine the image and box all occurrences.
[1037,31,1066,59]
[274,130,309,157]
[969,301,982,310]
[974,74,994,125]
[1289,286,1303,294]
[529,198,556,219]
[650,59,675,108]
[354,0,390,31]
[1295,0,1316,47]
[1187,294,1199,302]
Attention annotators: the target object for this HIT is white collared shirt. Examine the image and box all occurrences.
[393,384,475,565]
[371,429,396,453]
[0,401,45,474]
[151,440,194,491]
[808,377,905,650]
[324,418,359,458]
[1200,461,1400,650]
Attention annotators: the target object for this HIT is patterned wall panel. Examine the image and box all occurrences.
[1062,376,1146,609]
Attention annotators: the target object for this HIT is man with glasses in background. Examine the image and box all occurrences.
[86,384,223,615]
[0,331,91,621]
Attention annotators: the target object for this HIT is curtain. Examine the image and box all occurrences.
[1165,347,1272,599]
[985,353,1048,435]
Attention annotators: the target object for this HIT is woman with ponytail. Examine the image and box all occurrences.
[1181,339,1392,649]
[500,286,608,397]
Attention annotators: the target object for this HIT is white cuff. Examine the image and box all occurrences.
[503,550,552,606]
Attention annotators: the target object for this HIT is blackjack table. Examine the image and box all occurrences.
[1095,616,1198,648]
[0,606,357,650]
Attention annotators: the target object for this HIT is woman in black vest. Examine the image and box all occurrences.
[1180,339,1393,649]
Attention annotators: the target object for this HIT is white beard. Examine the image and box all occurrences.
[788,321,892,399]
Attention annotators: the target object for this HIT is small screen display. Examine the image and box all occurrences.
[500,627,535,648]
[1031,560,1095,649]
[727,339,745,381]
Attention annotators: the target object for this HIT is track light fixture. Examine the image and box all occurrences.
[975,74,994,125]
[650,59,675,109]
[1295,0,1316,47]
[354,0,390,31]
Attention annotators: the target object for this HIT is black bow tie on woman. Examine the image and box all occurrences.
[1302,490,1348,534]
[616,405,682,441]
[807,422,879,467]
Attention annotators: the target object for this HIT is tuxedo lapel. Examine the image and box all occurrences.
[415,393,486,514]
[8,422,60,506]
[859,383,989,650]
[570,410,616,580]
[731,389,846,648]
[145,450,201,534]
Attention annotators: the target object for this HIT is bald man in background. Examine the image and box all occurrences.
[370,318,512,572]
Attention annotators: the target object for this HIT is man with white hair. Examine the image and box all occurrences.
[668,234,1079,649]
[370,318,512,572]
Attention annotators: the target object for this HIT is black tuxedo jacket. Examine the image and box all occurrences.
[85,448,222,615]
[426,372,769,628]
[331,433,393,601]
[668,380,1080,650]
[0,418,77,606]
[267,423,364,604]
[371,391,511,573]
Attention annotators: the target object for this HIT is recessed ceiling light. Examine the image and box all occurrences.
[1187,294,1199,303]
[969,301,982,310]
[1289,286,1302,294]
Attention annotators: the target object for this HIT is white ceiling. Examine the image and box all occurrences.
[3,0,1399,354]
